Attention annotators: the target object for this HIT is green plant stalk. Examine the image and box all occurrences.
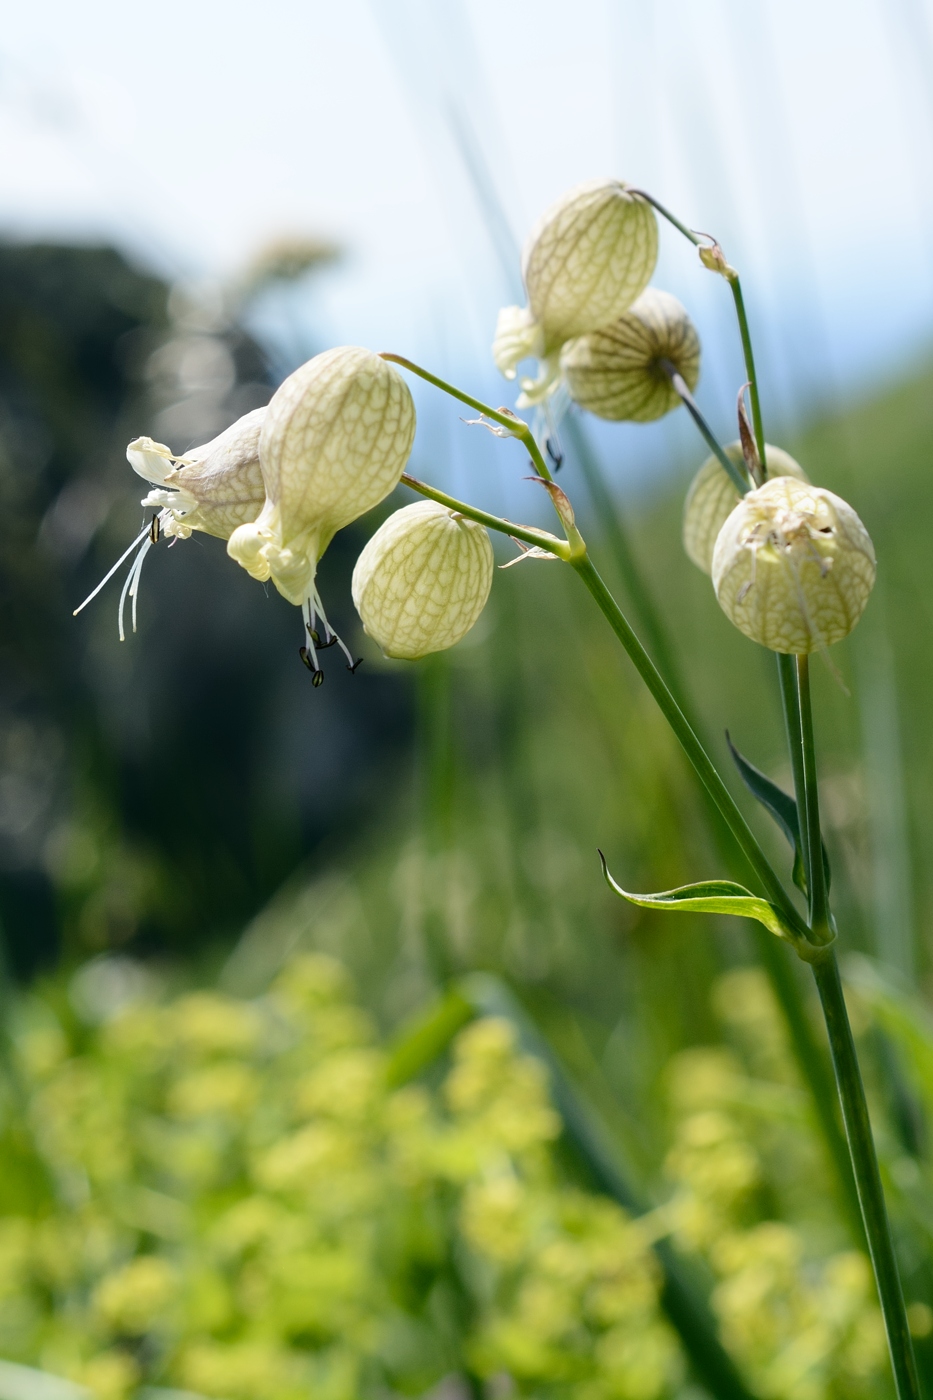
[565,409,863,1245]
[796,657,832,938]
[663,365,750,494]
[727,276,766,469]
[813,954,920,1398]
[632,189,767,471]
[691,203,891,1275]
[380,352,553,481]
[776,656,811,889]
[791,657,920,1397]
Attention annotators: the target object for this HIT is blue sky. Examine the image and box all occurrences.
[2,0,933,494]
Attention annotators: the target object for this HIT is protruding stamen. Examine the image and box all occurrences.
[118,534,153,641]
[312,587,356,669]
[73,524,151,617]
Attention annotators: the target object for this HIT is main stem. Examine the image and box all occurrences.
[791,655,919,1398]
[811,953,920,1399]
[776,654,864,1236]
[727,277,766,469]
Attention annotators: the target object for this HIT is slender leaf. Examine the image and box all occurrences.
[726,732,831,895]
[599,853,797,943]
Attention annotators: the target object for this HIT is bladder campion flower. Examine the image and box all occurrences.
[560,288,700,422]
[493,179,658,406]
[683,443,807,574]
[228,346,416,676]
[351,501,493,659]
[130,407,267,542]
[75,408,267,640]
[712,476,876,653]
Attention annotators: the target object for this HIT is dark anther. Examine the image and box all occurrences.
[306,627,321,645]
[317,633,339,650]
[347,658,363,674]
[298,647,323,686]
[149,514,160,544]
[545,437,564,472]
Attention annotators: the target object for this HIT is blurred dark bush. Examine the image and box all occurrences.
[0,243,413,980]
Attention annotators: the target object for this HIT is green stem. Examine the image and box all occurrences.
[788,656,919,1397]
[400,473,569,558]
[381,352,553,481]
[628,189,701,247]
[776,655,812,894]
[727,276,767,470]
[631,189,766,473]
[812,953,921,1400]
[795,656,831,937]
[662,363,750,494]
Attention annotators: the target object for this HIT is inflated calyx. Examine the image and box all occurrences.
[712,477,876,653]
[493,179,658,406]
[683,443,807,575]
[560,288,700,422]
[351,501,494,659]
[228,346,416,606]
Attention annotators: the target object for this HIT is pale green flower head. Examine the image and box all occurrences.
[493,179,658,406]
[683,443,807,575]
[560,288,700,423]
[228,346,415,608]
[712,476,876,653]
[129,407,267,542]
[351,500,493,660]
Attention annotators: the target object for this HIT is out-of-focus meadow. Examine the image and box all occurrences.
[3,2,933,1397]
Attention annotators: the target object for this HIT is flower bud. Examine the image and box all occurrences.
[493,180,658,405]
[228,347,415,606]
[683,443,807,575]
[351,501,493,659]
[129,408,267,541]
[712,477,876,653]
[560,289,699,422]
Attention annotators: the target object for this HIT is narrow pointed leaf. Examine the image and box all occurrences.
[726,732,831,895]
[599,853,796,943]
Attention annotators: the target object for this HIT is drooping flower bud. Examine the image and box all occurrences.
[712,477,876,653]
[129,407,267,541]
[351,501,493,660]
[493,180,658,405]
[683,443,807,575]
[560,289,700,422]
[228,346,415,608]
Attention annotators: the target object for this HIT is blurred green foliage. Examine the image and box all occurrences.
[0,949,915,1400]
